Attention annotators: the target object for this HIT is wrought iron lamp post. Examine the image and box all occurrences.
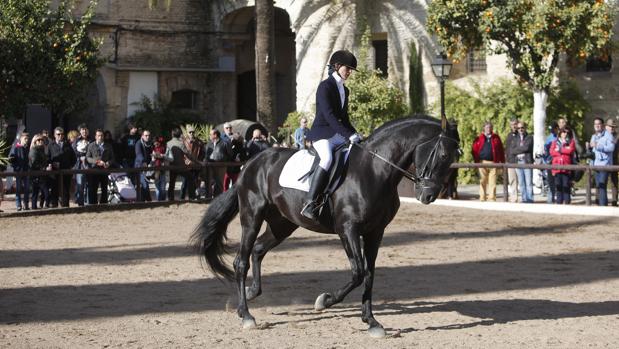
[430,53,453,119]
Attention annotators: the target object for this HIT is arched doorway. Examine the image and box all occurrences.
[222,6,296,125]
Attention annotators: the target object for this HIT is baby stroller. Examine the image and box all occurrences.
[107,172,137,204]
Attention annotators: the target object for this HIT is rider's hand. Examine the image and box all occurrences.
[349,133,361,144]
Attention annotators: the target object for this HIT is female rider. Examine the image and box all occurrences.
[301,50,362,220]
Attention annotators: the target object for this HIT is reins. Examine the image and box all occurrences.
[352,133,460,184]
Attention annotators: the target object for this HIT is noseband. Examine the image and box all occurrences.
[353,132,460,183]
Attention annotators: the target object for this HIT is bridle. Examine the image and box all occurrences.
[353,132,460,184]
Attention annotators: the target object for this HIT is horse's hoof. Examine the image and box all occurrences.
[368,326,386,338]
[242,318,257,330]
[314,293,329,311]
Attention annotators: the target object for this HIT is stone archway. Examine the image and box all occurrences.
[221,6,296,125]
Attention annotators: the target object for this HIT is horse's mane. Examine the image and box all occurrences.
[368,114,453,142]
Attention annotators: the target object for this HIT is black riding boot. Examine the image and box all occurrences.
[300,167,330,220]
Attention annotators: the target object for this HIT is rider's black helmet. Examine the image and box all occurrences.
[329,50,358,70]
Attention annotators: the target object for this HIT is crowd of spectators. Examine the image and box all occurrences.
[0,122,275,212]
[472,116,617,206]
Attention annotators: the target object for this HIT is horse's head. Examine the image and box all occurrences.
[413,123,460,204]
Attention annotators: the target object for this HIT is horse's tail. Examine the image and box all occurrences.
[190,186,239,281]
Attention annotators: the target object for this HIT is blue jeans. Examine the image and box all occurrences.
[154,171,167,201]
[138,173,152,202]
[15,176,30,208]
[75,173,88,206]
[516,167,534,203]
[595,171,609,206]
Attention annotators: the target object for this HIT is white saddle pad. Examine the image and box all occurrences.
[278,150,316,192]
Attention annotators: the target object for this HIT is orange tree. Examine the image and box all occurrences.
[0,0,103,121]
[427,0,614,157]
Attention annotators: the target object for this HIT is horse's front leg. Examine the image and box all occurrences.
[314,225,365,311]
[360,232,385,338]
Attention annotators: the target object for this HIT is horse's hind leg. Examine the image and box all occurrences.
[247,216,297,301]
[234,201,265,329]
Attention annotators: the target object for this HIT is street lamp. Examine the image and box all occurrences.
[431,53,453,119]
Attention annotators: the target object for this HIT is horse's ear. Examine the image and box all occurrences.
[441,115,447,131]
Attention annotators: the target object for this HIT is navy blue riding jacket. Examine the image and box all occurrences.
[306,74,357,141]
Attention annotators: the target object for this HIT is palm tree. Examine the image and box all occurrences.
[255,0,277,136]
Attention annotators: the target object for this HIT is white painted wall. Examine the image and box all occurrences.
[127,72,158,118]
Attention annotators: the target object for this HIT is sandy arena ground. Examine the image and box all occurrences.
[1,202,619,348]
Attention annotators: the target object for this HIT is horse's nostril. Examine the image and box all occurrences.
[425,194,433,202]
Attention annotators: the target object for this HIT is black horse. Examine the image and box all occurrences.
[191,114,460,337]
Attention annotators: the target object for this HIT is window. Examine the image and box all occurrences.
[586,55,612,72]
[467,50,487,73]
[373,39,388,77]
[171,89,198,109]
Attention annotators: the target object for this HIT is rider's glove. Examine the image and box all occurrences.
[349,133,361,144]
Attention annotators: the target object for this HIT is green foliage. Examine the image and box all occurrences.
[181,123,213,144]
[277,111,312,146]
[130,96,203,139]
[347,68,409,137]
[427,0,615,91]
[0,0,104,119]
[408,41,425,114]
[434,78,589,183]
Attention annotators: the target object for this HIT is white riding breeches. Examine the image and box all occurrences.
[312,134,347,170]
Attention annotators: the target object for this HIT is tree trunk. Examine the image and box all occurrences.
[532,89,548,188]
[255,0,276,137]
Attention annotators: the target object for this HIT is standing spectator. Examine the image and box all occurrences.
[223,133,246,192]
[608,118,618,207]
[67,130,79,144]
[543,122,560,203]
[246,129,271,159]
[221,122,234,143]
[205,129,231,197]
[550,127,576,204]
[28,134,50,209]
[73,124,91,206]
[504,118,519,202]
[134,129,153,202]
[166,127,194,201]
[119,123,139,191]
[152,136,167,201]
[119,123,140,169]
[181,125,205,199]
[294,117,309,149]
[558,116,583,155]
[588,117,615,206]
[9,132,31,211]
[510,121,534,203]
[48,127,76,208]
[472,121,505,202]
[86,129,115,205]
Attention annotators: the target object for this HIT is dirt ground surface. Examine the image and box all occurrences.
[1,202,619,348]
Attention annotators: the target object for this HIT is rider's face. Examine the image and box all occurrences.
[337,65,353,80]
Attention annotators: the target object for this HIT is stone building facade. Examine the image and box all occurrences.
[70,0,617,135]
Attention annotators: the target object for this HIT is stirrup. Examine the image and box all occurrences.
[301,201,319,220]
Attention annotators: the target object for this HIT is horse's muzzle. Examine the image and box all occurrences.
[416,181,440,204]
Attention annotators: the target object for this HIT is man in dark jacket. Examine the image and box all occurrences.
[86,129,115,204]
[509,121,534,203]
[48,127,77,207]
[9,132,31,210]
[134,129,153,202]
[205,129,231,197]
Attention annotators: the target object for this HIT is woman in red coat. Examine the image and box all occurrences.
[549,127,576,204]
